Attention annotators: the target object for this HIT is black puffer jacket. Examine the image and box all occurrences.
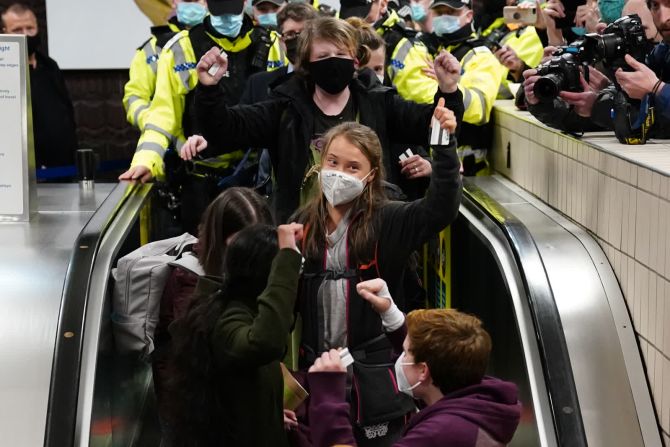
[195,71,464,222]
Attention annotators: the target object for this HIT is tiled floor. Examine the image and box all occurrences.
[491,100,670,440]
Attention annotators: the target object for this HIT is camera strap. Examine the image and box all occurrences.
[612,90,655,145]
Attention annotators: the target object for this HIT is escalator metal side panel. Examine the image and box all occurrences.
[75,184,152,447]
[0,184,115,447]
[458,203,559,447]
[461,188,587,446]
[43,182,147,447]
[488,175,663,447]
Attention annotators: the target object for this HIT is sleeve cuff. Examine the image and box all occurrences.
[435,88,463,104]
[307,371,348,403]
[656,83,670,118]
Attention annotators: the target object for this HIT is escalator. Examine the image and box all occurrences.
[0,177,662,446]
[451,175,662,447]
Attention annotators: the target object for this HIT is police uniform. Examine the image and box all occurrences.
[130,2,286,233]
[130,15,286,179]
[123,18,184,130]
[481,17,543,99]
[387,0,504,175]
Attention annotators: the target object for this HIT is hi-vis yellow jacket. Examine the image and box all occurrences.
[482,18,543,98]
[380,12,438,105]
[389,32,504,127]
[123,22,182,130]
[130,25,286,178]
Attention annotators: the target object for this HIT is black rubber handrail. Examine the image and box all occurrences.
[43,182,145,447]
[462,179,588,447]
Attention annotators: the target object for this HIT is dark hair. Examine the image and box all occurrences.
[169,224,279,446]
[301,122,386,263]
[278,2,318,31]
[221,224,279,296]
[406,309,492,395]
[197,187,273,276]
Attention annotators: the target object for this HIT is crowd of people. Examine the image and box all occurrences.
[6,0,670,444]
[113,0,669,445]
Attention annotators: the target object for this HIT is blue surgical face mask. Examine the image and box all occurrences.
[411,3,427,22]
[257,12,278,28]
[211,13,244,37]
[433,14,461,37]
[177,2,208,27]
[571,26,587,36]
[598,0,624,24]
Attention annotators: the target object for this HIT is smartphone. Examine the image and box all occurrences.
[503,6,537,25]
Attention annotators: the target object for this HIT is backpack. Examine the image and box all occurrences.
[111,233,202,360]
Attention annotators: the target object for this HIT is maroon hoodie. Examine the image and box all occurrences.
[308,374,521,447]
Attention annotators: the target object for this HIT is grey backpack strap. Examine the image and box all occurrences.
[169,251,205,276]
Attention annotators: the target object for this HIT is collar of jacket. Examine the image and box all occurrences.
[480,16,505,37]
[151,23,178,38]
[377,10,401,29]
[168,15,186,32]
[439,28,477,50]
[203,15,255,51]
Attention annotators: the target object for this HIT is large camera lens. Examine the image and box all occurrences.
[534,72,565,101]
[596,34,625,61]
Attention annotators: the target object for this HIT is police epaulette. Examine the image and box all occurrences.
[163,31,187,52]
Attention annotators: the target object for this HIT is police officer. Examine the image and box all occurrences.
[251,0,285,30]
[409,0,504,175]
[481,0,543,98]
[123,0,209,131]
[120,0,287,233]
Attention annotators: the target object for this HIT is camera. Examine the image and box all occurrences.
[533,47,583,101]
[533,14,647,100]
[580,14,647,71]
[482,26,510,53]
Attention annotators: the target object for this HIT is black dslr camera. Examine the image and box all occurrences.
[533,14,647,101]
[533,47,583,101]
[482,26,509,53]
[580,14,647,70]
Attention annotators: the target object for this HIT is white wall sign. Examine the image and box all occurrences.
[0,35,36,221]
[46,0,153,70]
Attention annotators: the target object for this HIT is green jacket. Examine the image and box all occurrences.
[209,248,302,447]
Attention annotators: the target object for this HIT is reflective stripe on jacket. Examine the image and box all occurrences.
[131,23,285,178]
[388,33,504,126]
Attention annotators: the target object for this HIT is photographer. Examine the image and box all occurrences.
[610,0,670,121]
[523,47,609,132]
[523,13,660,135]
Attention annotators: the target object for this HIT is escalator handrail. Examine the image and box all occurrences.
[462,179,588,447]
[43,181,149,447]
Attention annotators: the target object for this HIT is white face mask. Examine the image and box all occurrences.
[394,352,421,397]
[319,169,373,207]
[376,73,385,84]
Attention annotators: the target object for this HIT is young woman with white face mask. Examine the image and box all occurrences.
[291,121,461,445]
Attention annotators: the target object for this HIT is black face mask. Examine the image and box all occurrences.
[285,37,299,65]
[309,57,355,94]
[27,33,41,55]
